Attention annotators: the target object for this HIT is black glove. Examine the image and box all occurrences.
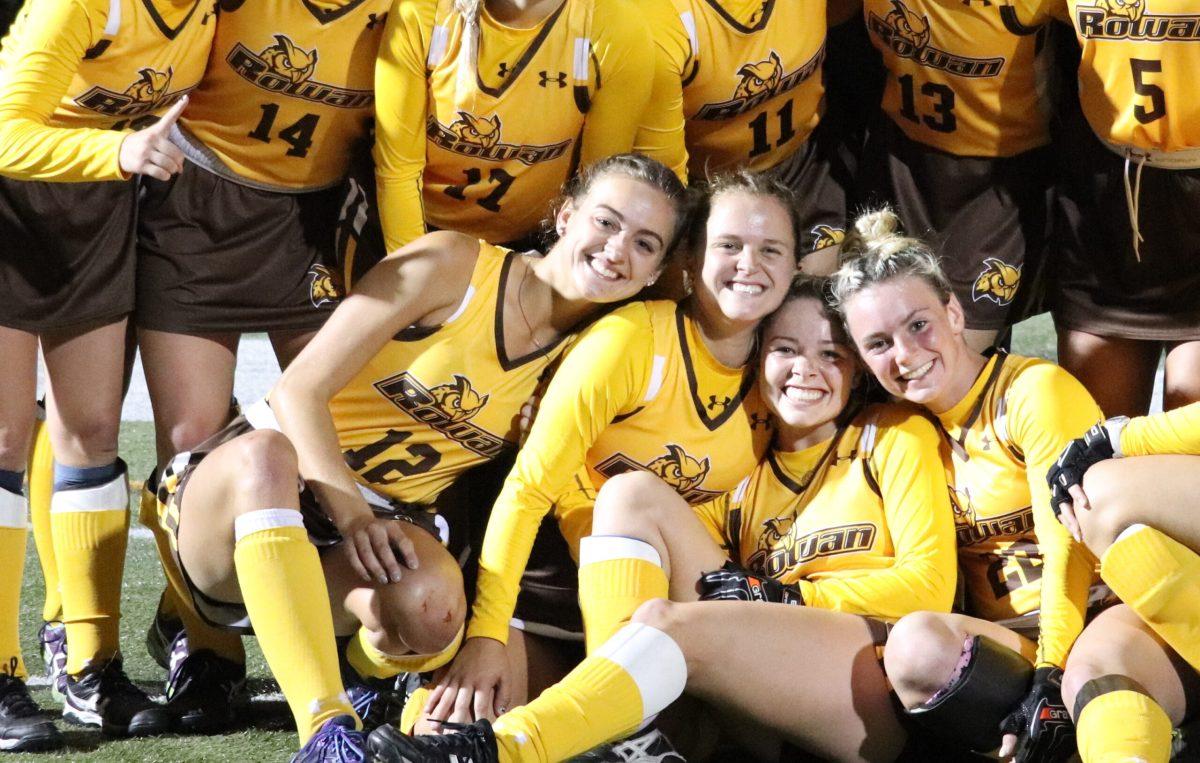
[697,562,804,606]
[1046,418,1126,518]
[999,667,1075,763]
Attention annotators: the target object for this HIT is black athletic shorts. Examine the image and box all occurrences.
[0,176,136,331]
[765,125,851,257]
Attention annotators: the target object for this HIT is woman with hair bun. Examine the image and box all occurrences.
[831,208,1105,760]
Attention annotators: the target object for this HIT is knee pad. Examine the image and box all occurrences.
[905,635,1033,752]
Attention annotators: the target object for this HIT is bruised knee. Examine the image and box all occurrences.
[884,612,968,705]
[368,560,466,657]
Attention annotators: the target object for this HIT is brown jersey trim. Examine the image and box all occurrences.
[702,0,775,34]
[675,302,755,432]
[141,0,204,40]
[999,6,1041,36]
[493,250,570,372]
[475,0,569,99]
[300,0,374,25]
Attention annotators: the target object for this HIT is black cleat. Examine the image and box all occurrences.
[165,649,247,734]
[569,727,686,762]
[368,719,499,763]
[62,658,172,737]
[0,673,63,752]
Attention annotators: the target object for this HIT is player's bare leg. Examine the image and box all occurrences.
[1057,329,1159,418]
[1163,339,1200,411]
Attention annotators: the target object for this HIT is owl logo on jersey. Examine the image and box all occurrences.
[647,445,711,493]
[971,259,1021,306]
[448,112,503,149]
[950,485,979,526]
[307,265,343,308]
[1097,0,1145,21]
[428,375,490,423]
[260,35,318,84]
[883,0,931,51]
[733,52,783,101]
[810,225,845,251]
[124,68,173,106]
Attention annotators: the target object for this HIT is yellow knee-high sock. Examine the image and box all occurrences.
[492,622,686,763]
[233,509,356,744]
[142,481,243,661]
[51,469,129,674]
[0,488,28,680]
[346,624,462,680]
[1101,524,1200,672]
[1075,678,1172,763]
[578,537,668,654]
[398,685,430,734]
[27,417,59,623]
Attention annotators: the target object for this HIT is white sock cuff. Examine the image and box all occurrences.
[234,508,304,542]
[1114,523,1151,545]
[244,399,282,432]
[50,470,128,513]
[595,622,686,718]
[0,487,27,529]
[579,536,662,568]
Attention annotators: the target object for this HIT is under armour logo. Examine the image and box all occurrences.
[707,395,732,411]
[538,70,567,88]
[367,12,387,29]
[750,413,771,430]
[497,62,511,78]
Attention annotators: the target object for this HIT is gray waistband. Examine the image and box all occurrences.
[170,124,340,194]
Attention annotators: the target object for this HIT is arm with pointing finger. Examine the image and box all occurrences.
[117,96,188,181]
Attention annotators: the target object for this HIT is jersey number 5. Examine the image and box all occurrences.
[248,104,322,158]
[1130,58,1166,125]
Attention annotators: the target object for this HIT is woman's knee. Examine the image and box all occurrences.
[224,430,300,507]
[884,612,967,703]
[1078,459,1133,556]
[593,471,682,533]
[370,558,466,656]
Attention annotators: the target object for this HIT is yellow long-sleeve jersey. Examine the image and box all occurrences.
[1061,0,1200,153]
[695,403,957,620]
[939,352,1101,668]
[373,0,658,250]
[865,0,1056,158]
[179,0,391,190]
[468,299,773,643]
[1120,401,1200,456]
[671,0,826,176]
[631,0,689,181]
[0,0,213,181]
[328,243,571,505]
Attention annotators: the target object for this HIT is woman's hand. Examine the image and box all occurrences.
[425,636,511,725]
[339,513,418,585]
[118,96,187,181]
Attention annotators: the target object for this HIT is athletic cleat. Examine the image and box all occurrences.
[164,649,247,734]
[569,727,686,762]
[291,715,365,763]
[368,719,498,763]
[338,653,403,733]
[37,620,68,701]
[62,658,171,737]
[146,608,185,673]
[0,673,63,752]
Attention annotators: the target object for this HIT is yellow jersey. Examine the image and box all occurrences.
[937,352,1101,667]
[180,0,391,190]
[1063,0,1200,152]
[373,0,657,249]
[328,242,571,505]
[1120,400,1200,456]
[631,0,689,181]
[696,403,957,620]
[864,0,1056,157]
[469,299,773,642]
[0,0,213,181]
[672,0,826,176]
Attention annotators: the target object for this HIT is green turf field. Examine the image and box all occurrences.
[10,315,1060,760]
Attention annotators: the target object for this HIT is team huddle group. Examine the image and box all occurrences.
[0,0,1198,760]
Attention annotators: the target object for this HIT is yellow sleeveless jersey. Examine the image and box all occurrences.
[468,299,773,642]
[1064,0,1200,152]
[181,0,391,190]
[0,0,213,181]
[865,0,1056,157]
[672,0,826,175]
[695,403,957,621]
[937,352,1101,667]
[328,242,571,506]
[1121,400,1200,456]
[373,0,656,249]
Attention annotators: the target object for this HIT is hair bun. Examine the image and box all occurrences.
[853,208,902,242]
